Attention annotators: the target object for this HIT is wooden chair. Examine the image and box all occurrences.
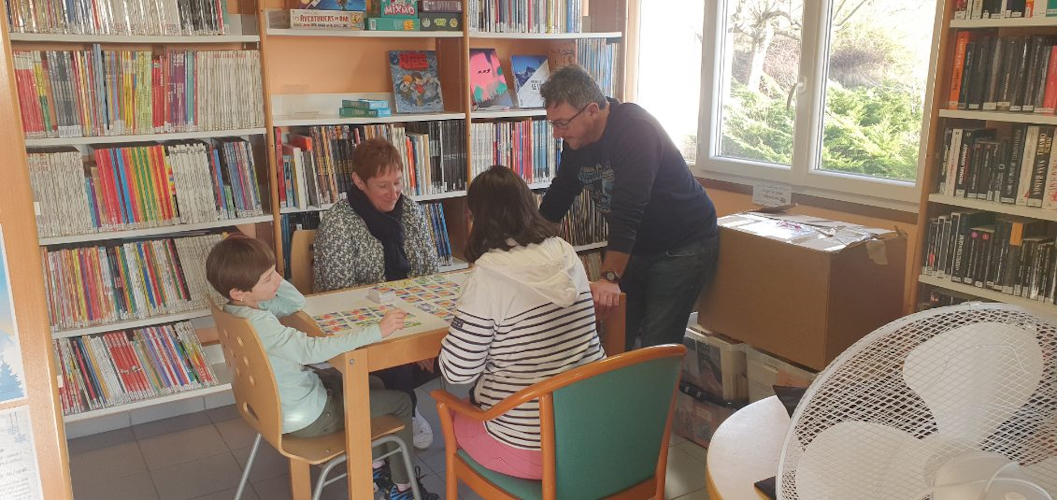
[431,344,687,500]
[210,305,421,500]
[289,229,317,295]
[597,293,627,356]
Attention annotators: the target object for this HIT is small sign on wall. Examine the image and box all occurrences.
[752,182,792,207]
[0,406,43,499]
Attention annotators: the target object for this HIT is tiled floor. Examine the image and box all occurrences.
[69,377,710,500]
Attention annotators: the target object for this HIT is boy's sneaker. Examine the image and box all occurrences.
[373,461,393,493]
[386,466,440,500]
[412,413,434,450]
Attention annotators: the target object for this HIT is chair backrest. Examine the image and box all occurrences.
[596,293,627,356]
[543,344,685,499]
[209,304,287,453]
[289,229,317,295]
[278,310,326,338]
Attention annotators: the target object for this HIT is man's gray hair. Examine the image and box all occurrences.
[540,65,608,110]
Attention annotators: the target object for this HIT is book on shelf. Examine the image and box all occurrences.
[467,0,581,33]
[276,121,467,207]
[421,202,454,266]
[4,0,230,35]
[471,118,560,184]
[954,0,1057,19]
[280,212,322,277]
[53,321,219,416]
[338,107,392,118]
[28,138,264,238]
[546,40,618,97]
[368,17,420,30]
[12,48,264,140]
[532,190,608,248]
[41,233,223,331]
[288,9,366,29]
[579,250,602,281]
[469,48,514,110]
[388,51,444,114]
[945,34,1057,116]
[934,124,1057,209]
[922,212,1057,301]
[511,55,551,108]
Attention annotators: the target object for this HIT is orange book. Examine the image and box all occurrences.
[948,31,972,109]
[1041,46,1057,115]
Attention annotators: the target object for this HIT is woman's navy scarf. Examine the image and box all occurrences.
[346,184,410,281]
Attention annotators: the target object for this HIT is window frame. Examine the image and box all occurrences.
[668,0,946,211]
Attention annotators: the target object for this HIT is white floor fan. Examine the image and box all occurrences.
[777,303,1057,500]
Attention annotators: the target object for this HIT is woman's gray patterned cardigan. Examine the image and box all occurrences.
[312,198,440,292]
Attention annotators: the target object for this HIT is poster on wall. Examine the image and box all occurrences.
[0,406,42,499]
[0,226,25,403]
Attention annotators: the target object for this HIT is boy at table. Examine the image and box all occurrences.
[205,236,440,499]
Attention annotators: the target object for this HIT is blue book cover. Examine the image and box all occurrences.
[388,51,445,113]
[511,55,550,108]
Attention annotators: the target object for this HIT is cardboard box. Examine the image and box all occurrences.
[419,12,461,31]
[682,327,747,403]
[419,0,462,12]
[744,346,817,403]
[286,9,365,29]
[672,391,738,449]
[367,16,419,30]
[368,0,417,17]
[287,0,365,11]
[697,212,906,371]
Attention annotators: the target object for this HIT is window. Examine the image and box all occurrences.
[637,0,940,207]
[635,0,705,163]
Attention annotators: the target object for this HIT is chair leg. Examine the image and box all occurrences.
[393,437,422,500]
[312,455,348,500]
[290,459,312,500]
[235,434,261,500]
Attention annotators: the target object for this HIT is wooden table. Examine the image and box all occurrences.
[297,271,626,499]
[705,396,791,500]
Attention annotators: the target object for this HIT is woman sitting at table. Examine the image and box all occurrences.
[438,165,606,480]
[313,137,441,450]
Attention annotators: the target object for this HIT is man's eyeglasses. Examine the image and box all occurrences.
[549,105,589,130]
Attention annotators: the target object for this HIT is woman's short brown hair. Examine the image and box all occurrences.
[205,235,276,300]
[353,138,404,181]
[464,165,557,262]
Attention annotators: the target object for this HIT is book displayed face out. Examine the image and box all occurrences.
[470,48,514,110]
[388,51,445,114]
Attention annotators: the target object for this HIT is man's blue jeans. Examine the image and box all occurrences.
[621,233,720,350]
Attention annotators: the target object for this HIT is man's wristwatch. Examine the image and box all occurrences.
[601,270,621,284]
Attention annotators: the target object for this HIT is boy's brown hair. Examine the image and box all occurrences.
[353,138,404,181]
[206,236,275,300]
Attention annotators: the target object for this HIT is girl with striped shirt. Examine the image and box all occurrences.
[438,165,606,480]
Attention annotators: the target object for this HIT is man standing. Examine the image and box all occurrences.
[538,65,719,350]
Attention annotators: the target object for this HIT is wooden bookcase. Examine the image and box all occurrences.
[911,1,1057,317]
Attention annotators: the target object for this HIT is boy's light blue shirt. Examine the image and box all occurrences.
[224,280,383,433]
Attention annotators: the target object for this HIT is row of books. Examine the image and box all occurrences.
[923,212,1057,302]
[42,233,222,330]
[54,321,219,415]
[467,0,582,33]
[937,125,1057,208]
[29,139,263,238]
[947,33,1057,114]
[279,212,320,277]
[4,0,229,35]
[955,0,1054,19]
[422,202,454,266]
[13,48,264,139]
[532,191,608,247]
[576,39,618,98]
[471,118,560,185]
[579,250,602,281]
[276,121,468,209]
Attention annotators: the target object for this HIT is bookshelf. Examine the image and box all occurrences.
[0,0,628,469]
[911,1,1057,314]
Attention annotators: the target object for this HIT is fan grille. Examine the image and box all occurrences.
[778,303,1057,500]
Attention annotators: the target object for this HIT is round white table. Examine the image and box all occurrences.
[705,396,791,500]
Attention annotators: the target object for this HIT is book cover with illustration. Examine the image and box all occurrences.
[288,0,365,10]
[388,51,444,113]
[469,48,514,109]
[511,55,550,108]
